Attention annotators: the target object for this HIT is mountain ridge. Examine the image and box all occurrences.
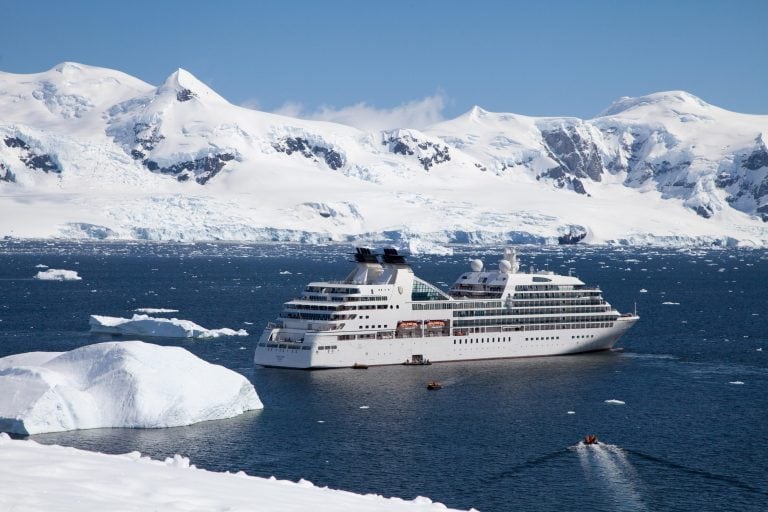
[1,62,767,247]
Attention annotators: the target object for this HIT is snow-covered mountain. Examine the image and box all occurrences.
[1,62,767,246]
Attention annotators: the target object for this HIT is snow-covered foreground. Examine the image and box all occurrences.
[0,341,262,435]
[33,268,82,281]
[0,434,468,512]
[89,314,248,338]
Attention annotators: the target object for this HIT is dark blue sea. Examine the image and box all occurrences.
[0,241,766,512]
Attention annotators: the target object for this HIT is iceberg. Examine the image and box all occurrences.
[0,340,263,434]
[134,307,180,314]
[34,268,82,281]
[89,314,248,338]
[0,434,466,512]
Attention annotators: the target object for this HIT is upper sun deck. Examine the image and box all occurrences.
[449,248,590,300]
[296,247,596,306]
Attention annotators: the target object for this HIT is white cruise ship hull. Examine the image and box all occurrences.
[254,316,638,369]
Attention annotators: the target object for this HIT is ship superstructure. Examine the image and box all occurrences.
[254,247,638,368]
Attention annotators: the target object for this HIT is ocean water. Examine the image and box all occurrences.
[0,241,766,512]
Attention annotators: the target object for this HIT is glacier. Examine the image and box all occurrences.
[1,62,767,247]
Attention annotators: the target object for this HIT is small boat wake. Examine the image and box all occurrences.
[575,441,648,511]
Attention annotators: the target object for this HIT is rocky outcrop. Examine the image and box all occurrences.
[0,162,13,182]
[176,88,195,102]
[3,137,60,173]
[540,124,603,182]
[145,153,236,184]
[272,136,344,170]
[382,130,451,171]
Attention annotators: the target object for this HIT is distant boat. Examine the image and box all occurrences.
[426,381,442,390]
[583,434,599,445]
[352,363,368,369]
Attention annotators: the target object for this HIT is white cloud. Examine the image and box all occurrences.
[271,101,304,119]
[238,98,262,111]
[270,93,448,131]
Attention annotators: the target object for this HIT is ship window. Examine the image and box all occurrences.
[411,278,451,301]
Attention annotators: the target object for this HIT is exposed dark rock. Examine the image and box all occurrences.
[176,88,195,102]
[541,126,603,181]
[715,172,737,188]
[757,204,768,222]
[4,136,60,173]
[382,132,450,171]
[537,167,589,195]
[143,153,235,184]
[0,162,14,182]
[130,149,145,160]
[4,137,30,150]
[23,154,59,172]
[694,205,713,219]
[650,160,691,176]
[133,123,164,152]
[743,146,768,170]
[558,231,587,245]
[389,140,413,156]
[272,137,344,170]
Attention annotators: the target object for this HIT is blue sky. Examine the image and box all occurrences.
[2,0,766,125]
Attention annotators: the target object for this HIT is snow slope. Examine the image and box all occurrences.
[0,434,468,512]
[1,62,767,246]
[0,341,262,434]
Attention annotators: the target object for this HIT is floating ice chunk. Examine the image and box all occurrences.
[89,314,248,338]
[604,399,626,405]
[567,411,576,415]
[406,239,454,256]
[728,381,745,385]
[662,301,680,305]
[0,340,263,434]
[134,308,179,314]
[639,289,648,293]
[359,405,370,409]
[34,269,82,281]
[34,264,48,268]
[279,270,292,275]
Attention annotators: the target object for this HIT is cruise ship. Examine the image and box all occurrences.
[254,247,638,369]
